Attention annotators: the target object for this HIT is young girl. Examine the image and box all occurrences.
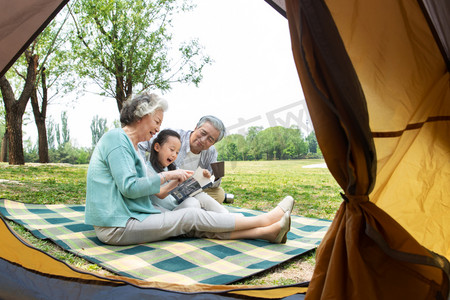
[146,129,228,213]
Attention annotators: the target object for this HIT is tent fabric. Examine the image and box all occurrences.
[1,0,450,298]
[0,216,308,298]
[420,0,450,68]
[264,0,287,18]
[0,0,69,78]
[320,0,450,260]
[285,0,449,299]
[333,0,450,260]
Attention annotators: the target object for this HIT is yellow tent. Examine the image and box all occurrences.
[282,0,450,298]
[1,0,449,299]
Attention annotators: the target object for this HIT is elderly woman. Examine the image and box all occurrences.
[85,92,294,245]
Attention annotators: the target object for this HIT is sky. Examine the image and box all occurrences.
[24,0,309,148]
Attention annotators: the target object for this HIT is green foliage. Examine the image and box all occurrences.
[76,149,91,165]
[90,115,108,147]
[226,142,239,161]
[55,124,61,148]
[34,8,77,97]
[306,131,318,153]
[47,111,72,150]
[49,143,91,164]
[47,117,57,149]
[22,135,92,164]
[112,119,121,129]
[69,0,212,109]
[216,134,246,161]
[23,139,39,162]
[217,127,320,161]
[1,7,76,163]
[60,111,70,145]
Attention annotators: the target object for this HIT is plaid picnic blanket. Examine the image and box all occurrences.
[0,199,331,285]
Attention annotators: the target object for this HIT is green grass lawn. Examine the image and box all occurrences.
[221,160,342,220]
[0,160,343,286]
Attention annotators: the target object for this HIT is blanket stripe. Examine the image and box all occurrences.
[0,199,331,285]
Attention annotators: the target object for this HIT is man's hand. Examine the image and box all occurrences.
[202,169,211,178]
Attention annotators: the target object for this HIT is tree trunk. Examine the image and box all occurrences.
[36,118,49,163]
[0,50,37,165]
[30,73,49,163]
[6,111,25,165]
[0,130,8,162]
[115,76,125,112]
[115,73,132,113]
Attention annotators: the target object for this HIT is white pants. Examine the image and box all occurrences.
[189,192,229,213]
[94,207,236,245]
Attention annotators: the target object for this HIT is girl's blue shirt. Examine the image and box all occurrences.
[146,162,178,211]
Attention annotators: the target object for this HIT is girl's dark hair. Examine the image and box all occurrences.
[150,129,181,173]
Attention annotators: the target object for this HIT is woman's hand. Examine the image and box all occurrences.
[163,169,194,183]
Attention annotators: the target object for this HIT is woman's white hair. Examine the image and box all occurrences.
[120,92,168,126]
[135,93,168,118]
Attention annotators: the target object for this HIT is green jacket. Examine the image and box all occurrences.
[85,128,161,227]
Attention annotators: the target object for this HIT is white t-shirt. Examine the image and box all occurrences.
[179,151,201,171]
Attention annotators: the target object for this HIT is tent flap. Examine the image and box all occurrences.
[285,0,450,298]
[419,0,450,69]
[0,0,69,78]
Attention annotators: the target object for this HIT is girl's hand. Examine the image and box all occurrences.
[202,169,211,178]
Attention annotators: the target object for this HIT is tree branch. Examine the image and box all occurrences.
[68,4,113,73]
[36,7,71,86]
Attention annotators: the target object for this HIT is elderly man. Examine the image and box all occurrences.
[139,115,234,204]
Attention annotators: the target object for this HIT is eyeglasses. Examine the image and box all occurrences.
[198,129,217,144]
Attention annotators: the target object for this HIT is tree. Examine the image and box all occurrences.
[90,115,108,147]
[306,131,318,153]
[30,10,75,163]
[0,8,74,164]
[0,49,38,164]
[46,118,57,150]
[50,111,71,149]
[60,111,70,145]
[283,126,308,159]
[245,126,263,160]
[0,105,6,162]
[216,126,313,161]
[246,126,262,160]
[216,134,247,161]
[55,123,62,149]
[226,142,239,161]
[246,126,263,142]
[23,138,39,163]
[256,127,286,160]
[69,0,212,112]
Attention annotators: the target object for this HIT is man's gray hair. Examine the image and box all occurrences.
[120,92,168,126]
[196,115,226,142]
